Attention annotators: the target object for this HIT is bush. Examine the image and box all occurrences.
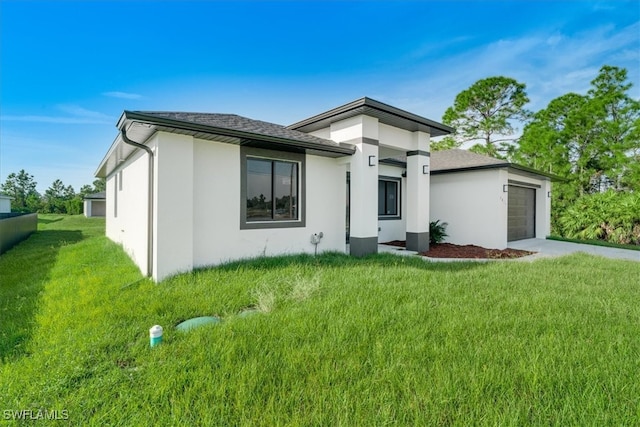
[430,220,448,244]
[557,191,640,245]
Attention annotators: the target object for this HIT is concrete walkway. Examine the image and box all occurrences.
[376,239,640,263]
[508,238,640,262]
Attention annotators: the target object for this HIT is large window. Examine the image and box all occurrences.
[246,158,298,221]
[241,147,305,229]
[378,178,400,218]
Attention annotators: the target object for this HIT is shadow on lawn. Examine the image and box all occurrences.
[0,229,83,362]
[37,216,65,225]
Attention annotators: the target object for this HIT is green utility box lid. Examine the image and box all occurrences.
[176,316,221,332]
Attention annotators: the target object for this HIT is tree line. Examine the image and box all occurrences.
[436,64,639,245]
[0,170,105,215]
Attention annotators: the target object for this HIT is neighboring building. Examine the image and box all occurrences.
[95,97,553,281]
[84,192,106,217]
[0,194,12,213]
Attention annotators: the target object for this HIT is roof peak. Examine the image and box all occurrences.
[288,97,453,137]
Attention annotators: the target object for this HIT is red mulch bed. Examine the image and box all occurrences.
[382,241,535,259]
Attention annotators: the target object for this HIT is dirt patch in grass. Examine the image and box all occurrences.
[382,241,535,259]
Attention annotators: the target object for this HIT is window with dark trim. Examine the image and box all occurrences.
[246,158,298,221]
[378,177,400,218]
[241,146,305,229]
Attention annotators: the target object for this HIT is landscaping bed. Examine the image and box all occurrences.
[382,240,535,259]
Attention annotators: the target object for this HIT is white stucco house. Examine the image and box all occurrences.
[83,192,106,218]
[96,97,554,281]
[0,194,12,213]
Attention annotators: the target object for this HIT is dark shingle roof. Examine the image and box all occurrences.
[131,111,349,151]
[380,149,559,180]
[84,191,106,200]
[430,149,508,172]
[380,149,507,170]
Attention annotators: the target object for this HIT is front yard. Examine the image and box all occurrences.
[1,215,639,425]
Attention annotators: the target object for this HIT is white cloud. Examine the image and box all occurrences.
[0,115,110,125]
[0,105,113,125]
[57,104,109,118]
[103,91,143,100]
[391,20,640,120]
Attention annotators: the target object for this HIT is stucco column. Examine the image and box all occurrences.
[349,138,379,256]
[330,115,379,256]
[405,131,430,252]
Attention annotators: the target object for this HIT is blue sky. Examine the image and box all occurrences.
[1,0,638,193]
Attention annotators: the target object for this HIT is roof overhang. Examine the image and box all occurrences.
[507,164,565,181]
[288,97,454,137]
[96,111,356,178]
[84,192,106,200]
[430,163,563,181]
[380,156,563,181]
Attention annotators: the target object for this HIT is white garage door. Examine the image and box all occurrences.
[508,185,535,241]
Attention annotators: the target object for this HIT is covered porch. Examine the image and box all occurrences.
[289,97,453,256]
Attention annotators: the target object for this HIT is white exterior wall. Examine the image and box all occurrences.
[105,147,151,274]
[83,200,91,217]
[431,169,508,249]
[106,131,347,282]
[0,196,12,213]
[190,137,346,273]
[377,164,406,243]
[153,133,194,280]
[539,180,552,238]
[379,123,415,151]
[303,155,347,254]
[508,172,552,239]
[330,115,379,142]
[431,169,551,249]
[119,132,346,281]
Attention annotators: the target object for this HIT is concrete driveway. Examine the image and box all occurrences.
[508,238,640,262]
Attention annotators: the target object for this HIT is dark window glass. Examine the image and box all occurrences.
[247,158,298,221]
[385,181,397,215]
[274,161,297,220]
[378,180,386,216]
[378,179,399,217]
[246,159,272,220]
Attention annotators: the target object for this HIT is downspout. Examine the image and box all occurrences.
[121,127,154,278]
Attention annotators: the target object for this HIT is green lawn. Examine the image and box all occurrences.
[1,215,639,425]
